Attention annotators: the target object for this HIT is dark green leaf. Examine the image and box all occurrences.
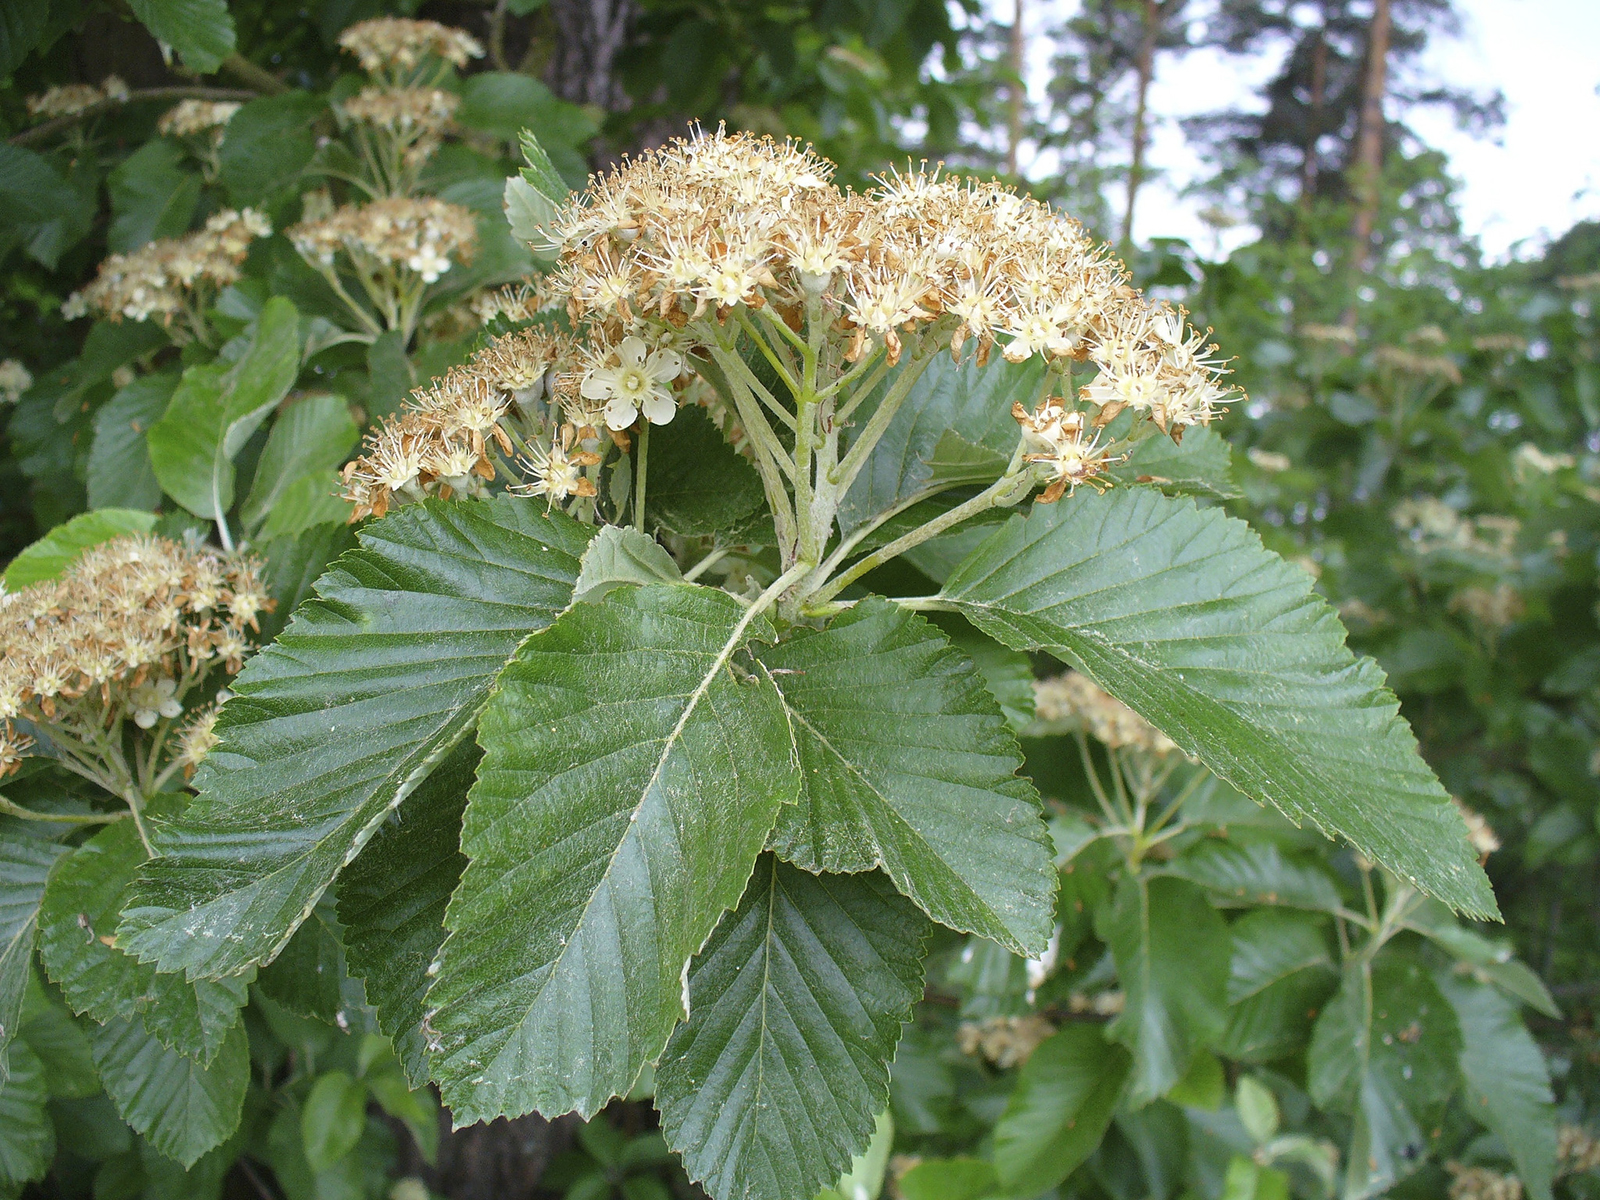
[148,297,303,522]
[0,1039,53,1191]
[217,92,323,204]
[364,330,414,423]
[1437,974,1557,1200]
[2,508,158,589]
[257,520,357,641]
[0,1,51,79]
[991,1026,1130,1194]
[839,353,1046,534]
[126,0,235,73]
[107,140,200,254]
[1097,875,1230,1104]
[302,1070,368,1172]
[117,498,594,981]
[1308,960,1459,1195]
[643,406,767,540]
[0,832,68,1073]
[458,73,597,147]
[1216,909,1335,1063]
[656,857,928,1200]
[89,1013,248,1167]
[38,819,248,1063]
[940,489,1498,919]
[933,616,1035,733]
[758,598,1055,955]
[1404,903,1559,1017]
[429,582,798,1122]
[88,373,176,511]
[1162,839,1343,911]
[19,983,98,1098]
[255,898,348,1023]
[240,393,357,534]
[1108,425,1239,499]
[339,742,475,1089]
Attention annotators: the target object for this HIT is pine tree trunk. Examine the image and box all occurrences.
[1349,0,1392,273]
[1006,0,1025,176]
[1299,27,1327,210]
[1119,0,1160,250]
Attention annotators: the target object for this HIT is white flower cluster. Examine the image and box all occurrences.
[289,196,477,285]
[336,17,483,85]
[25,75,128,121]
[157,99,241,139]
[63,208,272,331]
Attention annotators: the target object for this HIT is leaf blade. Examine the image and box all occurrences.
[429,583,799,1122]
[117,497,594,980]
[656,857,929,1200]
[940,489,1497,918]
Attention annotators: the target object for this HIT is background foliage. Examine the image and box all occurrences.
[1,1,1596,1199]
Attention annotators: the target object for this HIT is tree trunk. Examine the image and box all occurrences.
[1299,27,1327,210]
[1006,0,1025,176]
[1349,0,1392,273]
[1119,0,1160,250]
[544,0,635,112]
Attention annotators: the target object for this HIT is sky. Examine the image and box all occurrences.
[1005,0,1600,261]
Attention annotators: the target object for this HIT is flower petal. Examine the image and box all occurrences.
[618,336,647,367]
[605,396,639,431]
[641,391,677,426]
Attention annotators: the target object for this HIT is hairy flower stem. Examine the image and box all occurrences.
[0,795,124,824]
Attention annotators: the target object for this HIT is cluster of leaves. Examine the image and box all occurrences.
[1,8,1596,1200]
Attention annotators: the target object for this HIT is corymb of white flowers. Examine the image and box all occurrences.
[342,127,1235,614]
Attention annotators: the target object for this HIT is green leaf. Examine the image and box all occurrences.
[0,1039,53,1192]
[897,1158,1000,1200]
[1108,424,1239,499]
[364,329,414,423]
[459,73,598,148]
[1234,1076,1280,1145]
[2,507,158,589]
[0,2,52,79]
[126,0,236,73]
[38,819,248,1064]
[518,129,571,207]
[933,617,1035,732]
[817,1110,894,1200]
[217,92,323,204]
[255,898,349,1023]
[506,128,572,262]
[939,488,1498,919]
[643,406,767,541]
[240,393,357,533]
[0,832,68,1074]
[257,520,357,641]
[655,857,929,1200]
[117,497,595,981]
[366,1062,439,1165]
[573,525,682,604]
[1437,974,1557,1200]
[1161,839,1343,911]
[757,598,1055,954]
[339,742,475,1090]
[88,373,176,511]
[991,1026,1130,1194]
[148,297,303,522]
[19,982,99,1098]
[302,1070,368,1172]
[1308,960,1459,1196]
[429,582,799,1122]
[107,140,200,254]
[1404,903,1559,1017]
[89,1013,248,1167]
[254,472,353,542]
[1097,875,1230,1104]
[838,353,1046,534]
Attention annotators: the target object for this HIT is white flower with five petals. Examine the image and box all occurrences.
[580,336,684,431]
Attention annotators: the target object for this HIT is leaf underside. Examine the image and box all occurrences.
[940,488,1497,918]
[117,498,594,980]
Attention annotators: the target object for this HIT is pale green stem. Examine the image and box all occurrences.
[813,483,952,585]
[736,308,800,390]
[819,343,888,404]
[0,796,125,825]
[828,349,937,495]
[634,421,650,532]
[804,469,1032,610]
[682,548,729,583]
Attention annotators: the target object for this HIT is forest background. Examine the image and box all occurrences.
[0,1,1597,1199]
